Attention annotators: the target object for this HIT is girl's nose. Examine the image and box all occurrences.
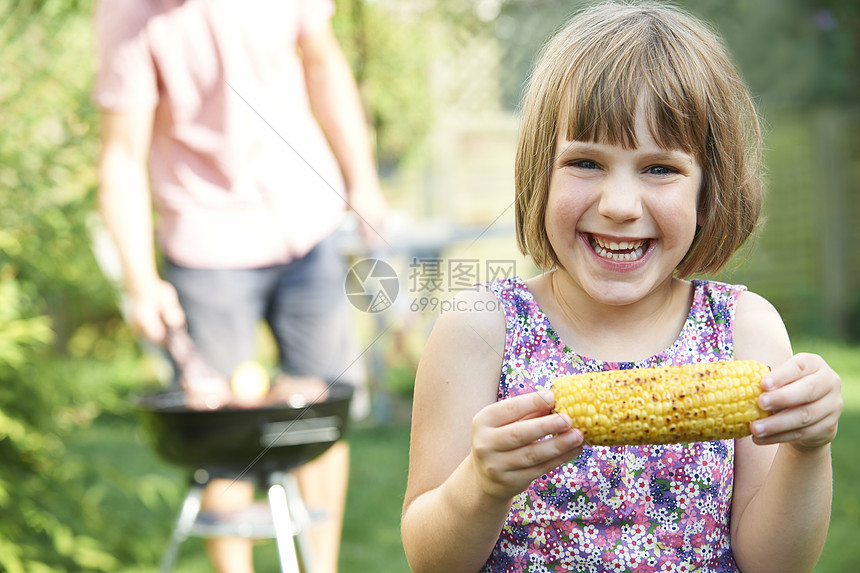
[597,174,643,223]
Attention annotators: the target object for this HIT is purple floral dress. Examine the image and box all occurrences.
[482,277,745,573]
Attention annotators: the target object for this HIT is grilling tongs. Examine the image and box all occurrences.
[165,326,233,410]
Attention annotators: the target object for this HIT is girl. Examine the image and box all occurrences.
[401,2,842,572]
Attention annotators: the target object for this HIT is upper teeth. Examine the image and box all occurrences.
[589,235,648,262]
[593,237,644,251]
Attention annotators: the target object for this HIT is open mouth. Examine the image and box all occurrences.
[587,234,650,262]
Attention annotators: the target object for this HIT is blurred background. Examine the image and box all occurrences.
[1,0,857,571]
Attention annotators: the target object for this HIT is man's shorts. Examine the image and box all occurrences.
[164,233,364,387]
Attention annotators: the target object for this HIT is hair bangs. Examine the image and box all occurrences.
[559,13,706,157]
[560,41,643,149]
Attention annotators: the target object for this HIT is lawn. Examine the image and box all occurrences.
[796,340,860,573]
[67,413,412,572]
[68,340,858,572]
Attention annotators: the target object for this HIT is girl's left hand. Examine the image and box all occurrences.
[751,352,843,450]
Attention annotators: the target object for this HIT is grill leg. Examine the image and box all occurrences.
[268,476,301,573]
[160,484,203,573]
[282,472,319,573]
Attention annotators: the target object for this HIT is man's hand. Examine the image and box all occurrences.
[129,279,186,345]
[349,182,389,252]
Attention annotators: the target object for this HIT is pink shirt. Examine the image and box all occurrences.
[94,0,346,269]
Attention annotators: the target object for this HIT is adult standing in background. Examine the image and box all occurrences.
[93,1,387,571]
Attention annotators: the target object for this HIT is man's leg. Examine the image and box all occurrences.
[200,479,257,573]
[292,441,350,573]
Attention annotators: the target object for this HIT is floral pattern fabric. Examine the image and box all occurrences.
[482,277,745,573]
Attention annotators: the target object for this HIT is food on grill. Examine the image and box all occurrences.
[165,326,231,409]
[230,361,271,405]
[268,374,330,407]
[552,360,771,445]
[136,381,354,471]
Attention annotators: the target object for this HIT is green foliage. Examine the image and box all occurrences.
[333,0,434,173]
[690,0,858,107]
[0,0,146,570]
[494,0,859,109]
[0,267,54,371]
[0,288,122,572]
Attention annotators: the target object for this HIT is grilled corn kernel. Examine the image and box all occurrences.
[552,360,771,446]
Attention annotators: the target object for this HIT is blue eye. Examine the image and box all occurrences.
[646,165,677,176]
[569,159,599,169]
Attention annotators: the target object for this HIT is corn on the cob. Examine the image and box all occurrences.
[552,360,771,446]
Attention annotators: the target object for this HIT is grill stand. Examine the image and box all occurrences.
[160,471,320,573]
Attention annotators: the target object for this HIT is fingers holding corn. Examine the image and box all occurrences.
[552,360,772,446]
[471,391,584,499]
[749,353,842,449]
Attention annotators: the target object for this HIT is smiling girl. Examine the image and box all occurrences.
[401,2,842,572]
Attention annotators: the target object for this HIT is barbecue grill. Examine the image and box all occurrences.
[136,382,354,573]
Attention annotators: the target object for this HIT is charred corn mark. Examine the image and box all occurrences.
[552,360,771,446]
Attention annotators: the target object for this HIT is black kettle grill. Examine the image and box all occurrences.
[136,382,353,476]
[135,382,354,573]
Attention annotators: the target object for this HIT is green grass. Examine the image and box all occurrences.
[818,408,860,573]
[66,412,412,572]
[340,425,411,573]
[66,339,859,572]
[795,340,860,573]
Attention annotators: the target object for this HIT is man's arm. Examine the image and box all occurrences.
[299,22,388,249]
[97,108,185,343]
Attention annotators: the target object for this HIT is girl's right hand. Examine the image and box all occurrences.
[470,390,584,500]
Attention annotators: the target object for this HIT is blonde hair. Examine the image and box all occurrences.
[515,1,763,278]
